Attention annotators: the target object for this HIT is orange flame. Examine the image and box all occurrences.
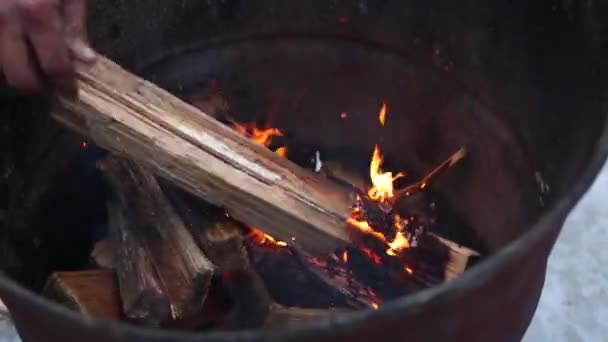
[378,102,387,127]
[233,122,283,147]
[232,122,288,157]
[275,146,288,157]
[248,227,287,247]
[347,218,386,242]
[405,267,414,275]
[346,103,414,260]
[367,145,404,203]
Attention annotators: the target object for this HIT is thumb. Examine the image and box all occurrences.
[62,0,96,63]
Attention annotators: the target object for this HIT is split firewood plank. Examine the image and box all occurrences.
[42,270,123,321]
[51,55,357,256]
[99,156,215,325]
[428,234,480,281]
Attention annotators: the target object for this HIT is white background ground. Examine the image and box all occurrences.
[1,162,608,341]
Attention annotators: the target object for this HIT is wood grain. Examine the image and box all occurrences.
[52,55,356,256]
[42,270,123,321]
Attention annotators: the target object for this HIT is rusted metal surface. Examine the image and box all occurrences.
[0,0,605,341]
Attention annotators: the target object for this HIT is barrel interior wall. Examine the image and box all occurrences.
[85,0,604,251]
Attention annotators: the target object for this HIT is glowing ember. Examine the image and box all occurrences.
[371,302,379,310]
[342,251,349,263]
[405,267,414,275]
[367,145,404,203]
[360,247,383,265]
[378,102,387,127]
[247,227,288,247]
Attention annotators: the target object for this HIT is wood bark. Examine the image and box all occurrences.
[100,156,214,325]
[106,195,170,325]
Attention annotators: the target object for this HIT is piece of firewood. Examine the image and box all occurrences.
[51,55,356,256]
[100,156,215,325]
[42,270,123,321]
[162,186,272,329]
[426,234,480,281]
[164,186,354,329]
[106,196,170,325]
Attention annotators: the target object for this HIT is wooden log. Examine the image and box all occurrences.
[164,186,354,329]
[106,196,170,325]
[100,156,215,325]
[51,55,356,256]
[42,270,123,321]
[162,186,272,329]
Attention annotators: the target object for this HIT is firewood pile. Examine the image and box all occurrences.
[38,55,481,331]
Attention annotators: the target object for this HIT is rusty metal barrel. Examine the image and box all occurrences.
[0,1,605,341]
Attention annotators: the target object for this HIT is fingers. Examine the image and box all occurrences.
[0,3,41,91]
[0,0,94,92]
[17,0,73,89]
[62,0,95,62]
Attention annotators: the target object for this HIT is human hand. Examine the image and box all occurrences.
[0,0,96,92]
